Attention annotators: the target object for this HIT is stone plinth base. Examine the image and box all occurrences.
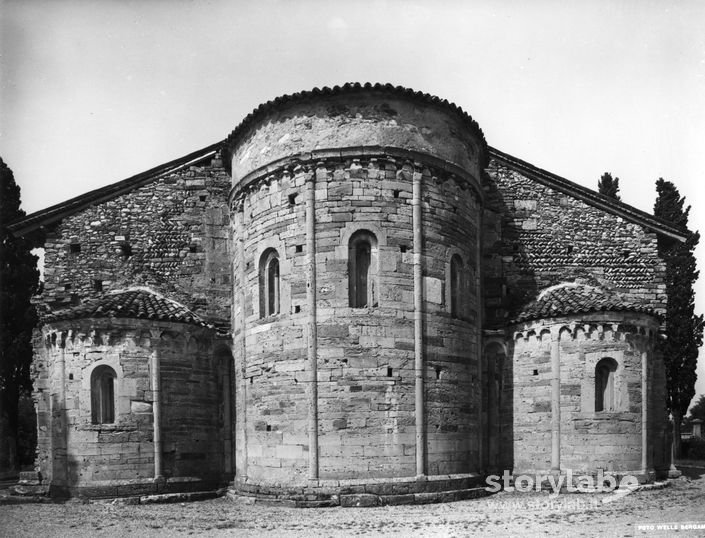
[46,476,225,499]
[229,473,490,507]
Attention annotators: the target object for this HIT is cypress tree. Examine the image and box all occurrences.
[654,178,704,457]
[0,158,40,472]
[598,172,621,200]
[688,394,705,422]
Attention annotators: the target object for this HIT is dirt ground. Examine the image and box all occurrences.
[1,467,704,538]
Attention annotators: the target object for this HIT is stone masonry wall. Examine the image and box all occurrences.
[228,89,486,487]
[231,155,481,484]
[39,155,231,328]
[33,318,223,496]
[231,164,309,484]
[510,327,552,473]
[510,312,667,475]
[229,92,483,182]
[483,160,667,326]
[648,342,669,473]
[157,328,224,483]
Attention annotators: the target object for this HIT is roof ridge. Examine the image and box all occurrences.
[44,287,212,328]
[536,282,591,301]
[9,90,688,243]
[488,146,687,241]
[511,281,659,324]
[9,142,222,237]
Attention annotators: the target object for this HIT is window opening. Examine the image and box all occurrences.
[450,254,464,318]
[91,365,116,424]
[348,230,378,308]
[259,249,280,318]
[120,243,132,259]
[595,358,618,412]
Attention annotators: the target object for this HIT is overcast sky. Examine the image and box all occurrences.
[2,0,704,404]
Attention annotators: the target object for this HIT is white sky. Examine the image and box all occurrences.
[2,0,705,405]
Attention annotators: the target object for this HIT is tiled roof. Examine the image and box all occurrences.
[511,283,658,323]
[45,288,211,327]
[222,82,490,168]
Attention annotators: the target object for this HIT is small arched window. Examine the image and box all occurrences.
[259,249,280,318]
[595,357,618,412]
[91,365,116,424]
[450,254,464,318]
[348,230,378,308]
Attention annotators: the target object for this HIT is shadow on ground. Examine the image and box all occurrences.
[675,460,705,480]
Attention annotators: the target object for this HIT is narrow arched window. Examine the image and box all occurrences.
[348,230,378,308]
[91,365,116,424]
[259,249,280,318]
[595,358,618,412]
[450,254,464,318]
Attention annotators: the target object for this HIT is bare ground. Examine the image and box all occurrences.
[1,468,704,538]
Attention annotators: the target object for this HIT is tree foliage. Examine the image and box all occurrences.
[654,178,704,455]
[0,158,40,469]
[688,394,705,422]
[598,172,621,200]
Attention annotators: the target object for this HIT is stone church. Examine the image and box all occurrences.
[11,83,682,502]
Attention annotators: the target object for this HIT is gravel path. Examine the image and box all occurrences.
[1,470,704,537]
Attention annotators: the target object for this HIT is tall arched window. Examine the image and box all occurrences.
[91,365,116,424]
[348,230,378,308]
[259,249,280,318]
[595,357,618,412]
[450,254,464,318]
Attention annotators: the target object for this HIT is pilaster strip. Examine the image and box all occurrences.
[550,328,561,471]
[412,168,425,477]
[307,168,319,480]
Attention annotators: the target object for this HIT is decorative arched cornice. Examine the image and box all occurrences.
[228,147,483,211]
[511,317,658,345]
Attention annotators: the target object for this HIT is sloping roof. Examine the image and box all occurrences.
[44,288,211,328]
[489,146,686,242]
[8,85,688,243]
[511,283,658,323]
[8,142,221,238]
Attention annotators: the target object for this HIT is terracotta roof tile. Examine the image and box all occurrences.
[45,288,211,327]
[511,283,658,323]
